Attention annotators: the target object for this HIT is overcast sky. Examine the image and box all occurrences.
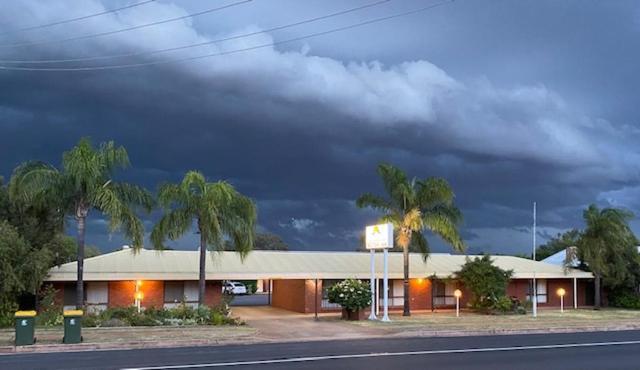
[1,0,639,255]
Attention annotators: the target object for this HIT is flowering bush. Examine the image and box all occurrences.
[327,279,371,312]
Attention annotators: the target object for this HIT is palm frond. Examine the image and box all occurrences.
[8,161,62,203]
[109,182,154,212]
[417,177,455,208]
[355,193,392,211]
[94,186,146,249]
[411,231,431,261]
[151,208,193,249]
[423,212,465,253]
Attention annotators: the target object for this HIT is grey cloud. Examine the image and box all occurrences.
[1,0,640,253]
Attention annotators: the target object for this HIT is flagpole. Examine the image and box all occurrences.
[532,201,537,318]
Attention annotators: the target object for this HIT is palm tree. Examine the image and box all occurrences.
[575,204,637,309]
[151,171,256,306]
[9,138,153,308]
[356,164,465,316]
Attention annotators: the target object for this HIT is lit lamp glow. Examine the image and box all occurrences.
[134,279,144,313]
[557,288,566,313]
[134,291,144,313]
[454,289,462,317]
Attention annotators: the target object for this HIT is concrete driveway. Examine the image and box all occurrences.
[231,306,389,341]
[229,293,269,306]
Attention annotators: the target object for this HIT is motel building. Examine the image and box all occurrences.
[45,247,594,314]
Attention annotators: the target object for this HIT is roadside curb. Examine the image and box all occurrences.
[390,324,640,338]
[0,337,261,355]
[3,324,640,355]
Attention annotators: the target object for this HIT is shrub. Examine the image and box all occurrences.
[0,301,18,328]
[82,313,100,327]
[456,255,519,314]
[103,306,137,321]
[36,285,63,326]
[327,279,371,312]
[609,289,640,309]
[129,312,161,326]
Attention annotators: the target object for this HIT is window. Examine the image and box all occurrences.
[321,279,341,309]
[164,282,185,303]
[527,279,548,304]
[433,280,456,306]
[63,283,77,306]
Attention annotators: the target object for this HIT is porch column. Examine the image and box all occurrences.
[573,278,578,309]
[314,279,319,321]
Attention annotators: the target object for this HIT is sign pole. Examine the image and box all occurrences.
[368,249,377,320]
[382,247,390,322]
[365,223,393,322]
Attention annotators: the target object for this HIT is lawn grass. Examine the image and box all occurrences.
[349,308,640,332]
[0,325,257,347]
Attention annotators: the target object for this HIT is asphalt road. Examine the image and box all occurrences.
[2,330,640,370]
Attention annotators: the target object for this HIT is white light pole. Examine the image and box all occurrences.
[382,247,390,322]
[532,202,538,318]
[454,289,462,318]
[558,288,566,313]
[368,249,377,320]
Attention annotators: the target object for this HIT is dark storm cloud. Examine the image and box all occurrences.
[1,0,640,254]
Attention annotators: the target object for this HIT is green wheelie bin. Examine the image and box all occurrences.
[14,311,37,346]
[63,310,83,344]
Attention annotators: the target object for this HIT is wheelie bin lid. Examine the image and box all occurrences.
[14,311,37,318]
[63,310,83,317]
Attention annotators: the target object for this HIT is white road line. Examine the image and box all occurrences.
[121,340,640,370]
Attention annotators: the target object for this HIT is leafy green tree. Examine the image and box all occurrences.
[571,204,639,309]
[0,221,53,324]
[253,233,288,250]
[0,221,31,305]
[535,229,581,261]
[356,163,465,316]
[9,138,153,308]
[151,171,257,306]
[456,254,513,309]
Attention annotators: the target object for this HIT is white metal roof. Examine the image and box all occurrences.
[46,249,593,281]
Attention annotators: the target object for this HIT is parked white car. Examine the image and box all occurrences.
[223,281,248,295]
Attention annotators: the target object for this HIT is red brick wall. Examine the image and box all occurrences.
[507,278,587,308]
[271,279,307,313]
[205,281,223,306]
[108,281,135,307]
[409,279,431,310]
[108,280,163,308]
[545,279,574,307]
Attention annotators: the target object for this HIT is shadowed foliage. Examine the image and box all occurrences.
[568,204,639,309]
[151,171,257,306]
[356,163,465,316]
[9,138,153,308]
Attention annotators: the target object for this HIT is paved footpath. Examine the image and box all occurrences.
[2,330,640,370]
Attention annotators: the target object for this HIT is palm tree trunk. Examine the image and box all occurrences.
[76,216,86,309]
[594,274,601,310]
[403,245,411,316]
[198,228,207,306]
